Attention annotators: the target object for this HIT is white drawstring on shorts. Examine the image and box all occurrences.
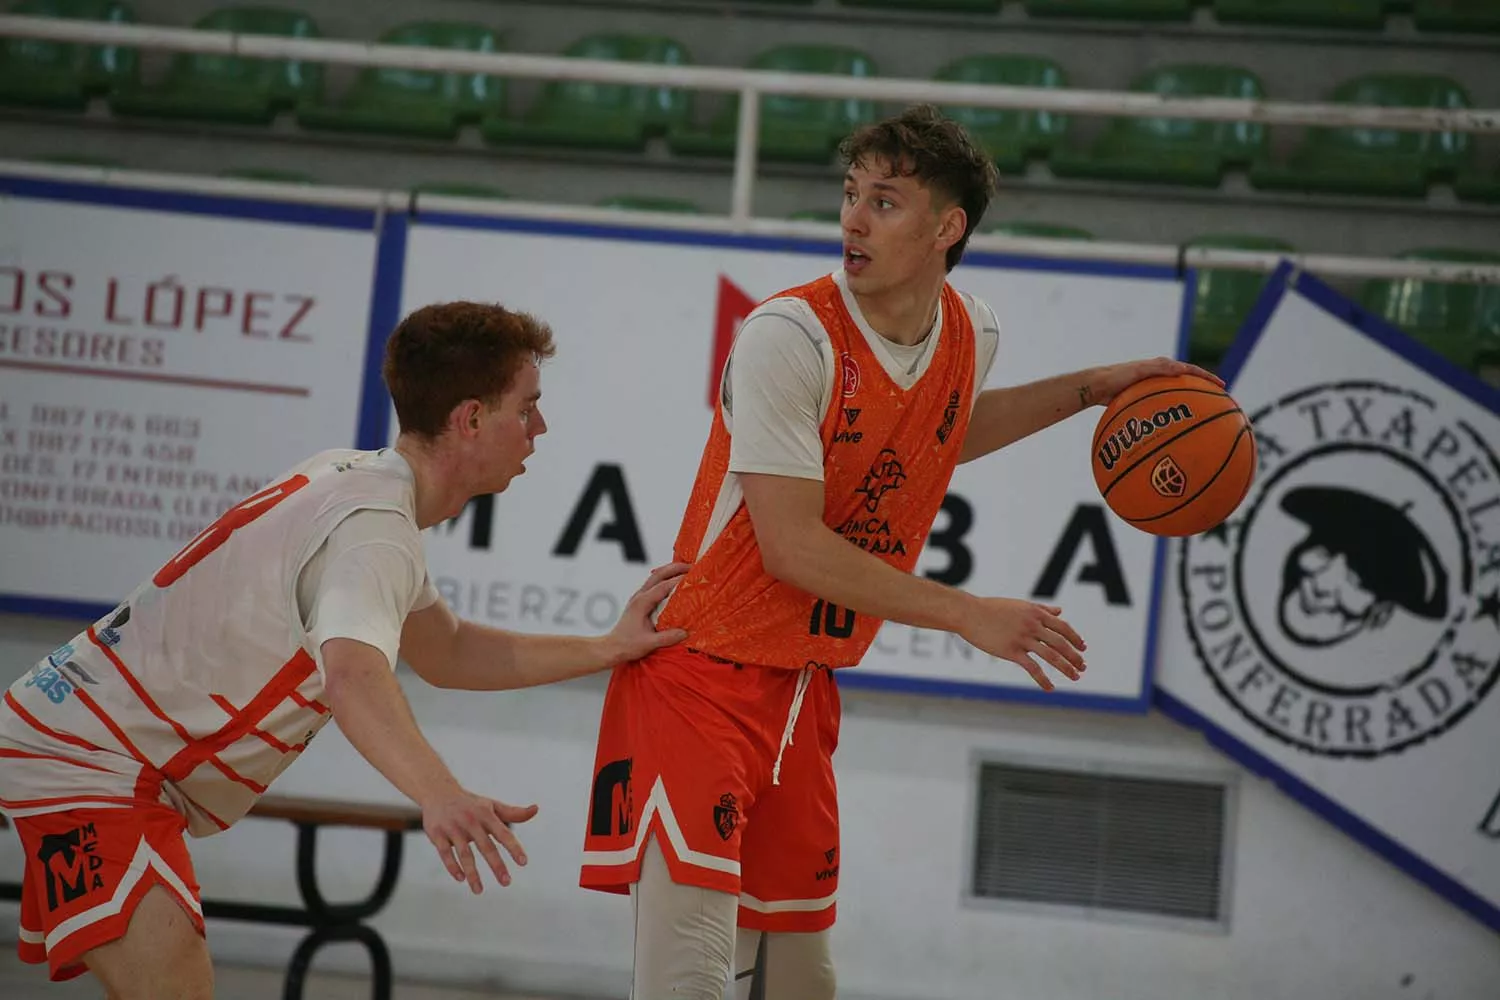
[771,665,815,786]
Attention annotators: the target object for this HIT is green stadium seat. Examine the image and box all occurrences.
[1361,249,1500,370]
[1413,0,1500,33]
[668,45,878,164]
[788,209,842,222]
[838,0,1001,12]
[0,0,137,110]
[412,182,511,199]
[297,22,506,139]
[597,195,701,213]
[1456,162,1500,203]
[1024,0,1194,21]
[1185,234,1294,368]
[1212,0,1386,29]
[110,7,321,125]
[935,55,1068,174]
[1250,74,1474,198]
[984,221,1095,239]
[483,34,692,151]
[218,167,317,183]
[1051,65,1267,188]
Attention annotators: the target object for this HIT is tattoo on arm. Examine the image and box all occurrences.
[1077,383,1094,410]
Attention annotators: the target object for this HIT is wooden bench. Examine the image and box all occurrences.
[1,795,424,1000]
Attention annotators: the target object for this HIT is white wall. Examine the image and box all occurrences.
[1,611,1496,999]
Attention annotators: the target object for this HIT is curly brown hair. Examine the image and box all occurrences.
[382,301,556,439]
[839,104,999,271]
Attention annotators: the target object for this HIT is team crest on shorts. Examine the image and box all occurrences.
[1179,380,1500,758]
[713,793,739,841]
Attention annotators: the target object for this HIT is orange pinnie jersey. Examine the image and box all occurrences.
[658,275,976,669]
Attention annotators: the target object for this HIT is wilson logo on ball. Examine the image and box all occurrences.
[1095,403,1195,473]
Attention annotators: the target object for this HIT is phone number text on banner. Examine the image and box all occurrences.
[0,179,382,613]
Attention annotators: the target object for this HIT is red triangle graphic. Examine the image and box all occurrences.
[844,408,861,426]
[710,275,758,409]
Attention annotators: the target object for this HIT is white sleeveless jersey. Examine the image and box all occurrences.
[0,449,424,837]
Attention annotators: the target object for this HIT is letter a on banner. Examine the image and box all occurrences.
[1031,503,1131,606]
[554,464,648,563]
[1154,260,1500,934]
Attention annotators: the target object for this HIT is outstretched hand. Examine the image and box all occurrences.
[422,789,538,894]
[605,561,691,663]
[960,597,1088,692]
[1089,357,1223,408]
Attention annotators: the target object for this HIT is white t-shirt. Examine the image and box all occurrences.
[724,269,1001,481]
[296,508,441,673]
[0,447,440,835]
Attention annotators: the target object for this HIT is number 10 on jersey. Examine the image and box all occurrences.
[809,599,856,638]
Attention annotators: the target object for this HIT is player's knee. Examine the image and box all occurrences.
[85,886,212,1000]
[673,963,736,999]
[89,951,212,1000]
[763,930,836,1000]
[659,903,736,998]
[633,838,736,998]
[88,958,213,1000]
[801,957,837,1000]
[775,950,835,1000]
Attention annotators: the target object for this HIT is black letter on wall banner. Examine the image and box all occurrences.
[923,493,975,587]
[1031,504,1132,606]
[554,463,648,563]
[445,494,495,550]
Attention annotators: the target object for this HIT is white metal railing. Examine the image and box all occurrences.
[5,158,1496,287]
[2,15,1498,286]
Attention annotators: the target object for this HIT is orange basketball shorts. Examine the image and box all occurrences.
[579,644,843,933]
[9,803,203,981]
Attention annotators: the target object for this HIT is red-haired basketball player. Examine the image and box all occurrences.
[579,106,1217,997]
[0,302,687,997]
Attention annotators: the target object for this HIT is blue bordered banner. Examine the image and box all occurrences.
[1154,261,1500,932]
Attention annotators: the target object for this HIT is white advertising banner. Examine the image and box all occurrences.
[1156,264,1500,931]
[400,214,1187,709]
[0,178,384,613]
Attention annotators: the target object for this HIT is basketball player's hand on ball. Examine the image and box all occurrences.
[604,561,692,662]
[422,789,539,894]
[1089,358,1223,407]
[961,598,1087,691]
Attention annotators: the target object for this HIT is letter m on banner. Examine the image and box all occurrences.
[710,275,758,410]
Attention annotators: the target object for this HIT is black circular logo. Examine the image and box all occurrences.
[1179,380,1500,758]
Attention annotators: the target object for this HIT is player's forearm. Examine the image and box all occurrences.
[761,522,978,633]
[323,642,463,808]
[443,624,621,690]
[959,367,1105,463]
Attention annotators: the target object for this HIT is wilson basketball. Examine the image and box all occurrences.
[1091,373,1257,537]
